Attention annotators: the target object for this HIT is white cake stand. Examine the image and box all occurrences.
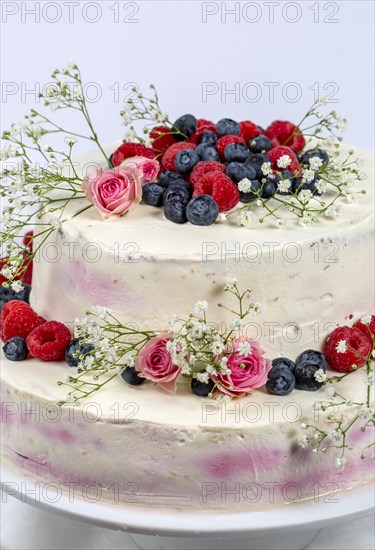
[1,455,374,550]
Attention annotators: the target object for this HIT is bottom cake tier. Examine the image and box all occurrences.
[1,357,373,510]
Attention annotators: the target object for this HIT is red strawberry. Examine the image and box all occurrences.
[112,143,157,166]
[193,172,240,213]
[161,142,196,171]
[189,161,226,187]
[188,119,217,144]
[216,135,245,159]
[150,126,177,154]
[0,301,45,342]
[239,121,262,143]
[265,120,305,153]
[324,326,372,373]
[267,146,301,175]
[27,320,71,361]
[353,315,375,347]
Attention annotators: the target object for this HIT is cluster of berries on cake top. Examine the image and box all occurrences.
[110,114,329,226]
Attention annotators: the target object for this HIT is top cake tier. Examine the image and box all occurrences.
[30,145,374,358]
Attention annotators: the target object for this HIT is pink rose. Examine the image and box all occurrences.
[212,340,271,398]
[136,334,181,393]
[82,164,142,219]
[121,156,160,185]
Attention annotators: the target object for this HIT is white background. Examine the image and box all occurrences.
[0,1,374,549]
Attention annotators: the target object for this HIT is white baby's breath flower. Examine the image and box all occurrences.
[315,179,327,194]
[325,387,336,400]
[211,339,225,355]
[238,178,252,193]
[224,277,237,291]
[194,300,208,315]
[10,281,24,293]
[318,97,328,105]
[238,341,252,357]
[91,306,108,319]
[196,371,210,384]
[238,210,252,227]
[302,168,315,183]
[336,340,347,353]
[229,318,243,330]
[277,155,292,169]
[335,456,347,470]
[299,435,309,448]
[298,189,312,204]
[249,302,262,316]
[276,218,285,227]
[277,179,291,193]
[168,314,179,327]
[360,314,372,326]
[309,156,323,170]
[325,205,342,217]
[64,136,77,146]
[314,369,327,383]
[261,161,272,176]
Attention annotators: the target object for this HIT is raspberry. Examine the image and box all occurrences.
[188,119,217,144]
[265,120,305,153]
[193,172,240,213]
[161,142,196,171]
[353,315,375,346]
[267,146,301,175]
[27,321,72,361]
[150,125,177,154]
[189,161,226,187]
[216,135,245,159]
[239,121,262,143]
[112,143,157,166]
[324,326,372,373]
[0,301,45,342]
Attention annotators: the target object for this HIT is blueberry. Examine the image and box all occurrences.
[248,135,272,154]
[293,176,322,196]
[174,149,200,173]
[199,130,217,146]
[226,162,256,184]
[0,283,31,312]
[300,148,329,166]
[163,182,192,204]
[216,118,240,137]
[261,177,276,198]
[186,195,219,226]
[296,349,328,372]
[275,170,294,196]
[121,366,145,386]
[164,198,188,224]
[266,367,295,396]
[271,357,296,374]
[65,337,95,367]
[3,336,28,361]
[224,143,251,163]
[240,180,262,203]
[195,143,220,162]
[245,153,270,179]
[158,170,186,188]
[294,361,324,391]
[142,183,165,207]
[173,114,197,139]
[191,370,215,397]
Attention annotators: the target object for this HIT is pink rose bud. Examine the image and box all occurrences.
[121,156,160,185]
[212,339,272,398]
[82,164,143,218]
[136,334,181,393]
